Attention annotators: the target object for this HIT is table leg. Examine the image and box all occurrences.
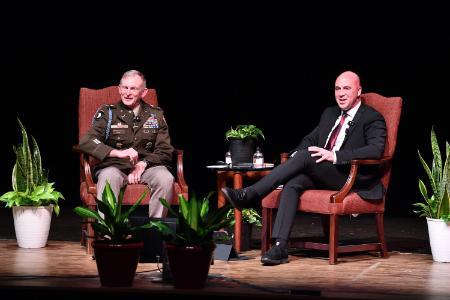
[233,172,243,253]
[217,173,226,208]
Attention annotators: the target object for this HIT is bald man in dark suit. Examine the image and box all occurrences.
[222,71,387,265]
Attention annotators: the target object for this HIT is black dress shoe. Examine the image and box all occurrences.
[261,245,289,265]
[221,187,249,209]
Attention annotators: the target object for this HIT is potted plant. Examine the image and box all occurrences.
[225,124,265,164]
[73,182,149,286]
[226,208,262,251]
[413,127,450,262]
[150,193,234,289]
[0,119,64,248]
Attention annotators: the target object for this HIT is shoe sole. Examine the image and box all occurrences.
[221,188,242,209]
[261,258,289,266]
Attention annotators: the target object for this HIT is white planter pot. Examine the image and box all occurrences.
[426,217,450,262]
[12,206,53,248]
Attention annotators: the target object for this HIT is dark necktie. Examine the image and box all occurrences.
[325,112,348,151]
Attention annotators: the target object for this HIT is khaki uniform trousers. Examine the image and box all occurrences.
[95,165,174,217]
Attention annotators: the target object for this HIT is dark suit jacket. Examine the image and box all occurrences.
[292,103,387,199]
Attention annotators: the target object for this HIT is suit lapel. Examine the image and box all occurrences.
[321,107,341,147]
[341,104,366,147]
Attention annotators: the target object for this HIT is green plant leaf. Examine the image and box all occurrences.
[102,182,116,211]
[418,150,437,201]
[431,127,442,187]
[73,206,103,222]
[225,124,265,141]
[179,194,189,222]
[189,193,199,232]
[120,190,147,221]
[159,197,178,217]
[439,186,450,218]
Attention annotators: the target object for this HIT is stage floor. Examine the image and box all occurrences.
[0,207,443,299]
[0,239,448,300]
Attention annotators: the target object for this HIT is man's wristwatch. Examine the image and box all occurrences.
[142,159,151,169]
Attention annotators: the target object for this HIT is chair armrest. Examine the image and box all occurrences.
[351,156,392,165]
[81,153,97,194]
[73,144,97,194]
[331,156,392,203]
[175,149,189,194]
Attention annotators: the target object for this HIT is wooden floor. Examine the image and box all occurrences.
[0,239,448,300]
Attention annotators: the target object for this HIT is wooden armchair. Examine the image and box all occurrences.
[261,93,402,264]
[76,86,188,254]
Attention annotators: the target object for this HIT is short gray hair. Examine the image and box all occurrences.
[120,70,147,88]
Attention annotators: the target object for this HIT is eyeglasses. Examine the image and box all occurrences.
[119,85,145,93]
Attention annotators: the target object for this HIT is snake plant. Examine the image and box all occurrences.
[413,127,450,221]
[0,119,64,215]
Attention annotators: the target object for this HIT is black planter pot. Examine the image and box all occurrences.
[165,243,215,289]
[228,138,256,164]
[93,240,143,287]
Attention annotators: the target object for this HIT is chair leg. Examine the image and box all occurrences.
[375,213,388,258]
[329,214,338,265]
[261,207,272,255]
[86,218,94,255]
[85,204,97,255]
[81,221,87,246]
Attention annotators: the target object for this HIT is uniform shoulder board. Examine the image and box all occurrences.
[98,104,115,111]
[149,104,161,110]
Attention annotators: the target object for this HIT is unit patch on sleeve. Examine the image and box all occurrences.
[95,111,103,119]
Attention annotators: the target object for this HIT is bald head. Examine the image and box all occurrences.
[336,71,360,87]
[334,71,362,111]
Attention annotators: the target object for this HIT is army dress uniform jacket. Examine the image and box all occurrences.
[79,100,174,175]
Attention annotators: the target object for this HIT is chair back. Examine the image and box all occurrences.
[361,93,402,189]
[78,86,158,140]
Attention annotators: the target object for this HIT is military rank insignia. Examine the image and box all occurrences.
[143,114,159,129]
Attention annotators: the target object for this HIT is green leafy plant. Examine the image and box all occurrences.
[413,127,450,221]
[225,125,265,141]
[226,208,262,227]
[150,193,235,246]
[0,119,64,215]
[73,182,150,243]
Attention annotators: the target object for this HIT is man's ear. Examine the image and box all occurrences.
[141,88,149,98]
[357,87,362,97]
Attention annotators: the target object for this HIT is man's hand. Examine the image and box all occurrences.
[127,161,147,184]
[308,146,334,163]
[109,148,139,165]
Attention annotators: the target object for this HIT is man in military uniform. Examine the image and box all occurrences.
[79,70,174,217]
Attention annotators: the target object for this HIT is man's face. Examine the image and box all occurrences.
[334,74,361,111]
[118,75,147,109]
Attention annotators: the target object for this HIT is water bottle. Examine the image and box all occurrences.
[225,151,232,165]
[253,147,264,168]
